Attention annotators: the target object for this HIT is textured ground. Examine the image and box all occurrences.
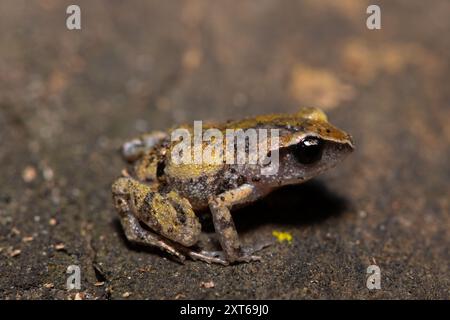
[0,0,449,299]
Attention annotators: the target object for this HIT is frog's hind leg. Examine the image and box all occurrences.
[118,203,187,263]
[112,177,186,263]
[112,177,244,266]
[121,131,168,162]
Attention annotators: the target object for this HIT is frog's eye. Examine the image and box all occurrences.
[294,136,324,164]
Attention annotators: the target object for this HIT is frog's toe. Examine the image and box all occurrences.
[233,242,272,263]
[198,250,222,257]
[188,250,229,265]
[242,240,272,255]
[185,245,269,265]
[235,254,262,263]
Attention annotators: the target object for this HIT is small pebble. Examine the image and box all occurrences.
[49,218,57,226]
[122,292,131,298]
[43,167,54,181]
[74,293,83,300]
[22,236,34,242]
[10,249,21,257]
[200,280,215,289]
[22,166,37,183]
[54,243,65,250]
[43,283,54,289]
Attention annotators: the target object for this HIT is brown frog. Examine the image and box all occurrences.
[112,107,354,265]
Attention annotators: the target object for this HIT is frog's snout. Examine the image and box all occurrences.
[346,135,355,151]
[333,138,354,157]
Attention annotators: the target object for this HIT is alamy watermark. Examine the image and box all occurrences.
[170,121,280,176]
[66,265,81,290]
[366,264,381,290]
[66,5,81,30]
[366,5,381,30]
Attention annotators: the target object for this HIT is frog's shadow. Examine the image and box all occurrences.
[203,179,351,234]
[113,180,350,254]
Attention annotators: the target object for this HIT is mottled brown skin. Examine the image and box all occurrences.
[112,107,354,265]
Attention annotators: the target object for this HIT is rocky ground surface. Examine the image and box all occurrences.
[0,0,448,299]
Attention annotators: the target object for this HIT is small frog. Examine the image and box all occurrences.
[112,107,354,265]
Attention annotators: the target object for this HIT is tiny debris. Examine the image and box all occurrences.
[122,292,131,298]
[74,292,84,300]
[54,243,65,251]
[94,282,105,287]
[200,280,215,289]
[22,166,37,183]
[272,230,293,244]
[138,266,151,273]
[43,283,54,289]
[49,218,58,226]
[175,293,186,299]
[359,210,367,218]
[10,249,21,257]
[11,227,20,236]
[22,236,34,242]
[43,167,54,181]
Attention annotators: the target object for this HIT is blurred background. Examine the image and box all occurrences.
[0,0,448,299]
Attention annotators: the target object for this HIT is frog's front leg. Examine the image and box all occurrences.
[208,184,264,263]
[121,131,167,162]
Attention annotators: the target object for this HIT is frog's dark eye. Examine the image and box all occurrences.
[294,136,324,164]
